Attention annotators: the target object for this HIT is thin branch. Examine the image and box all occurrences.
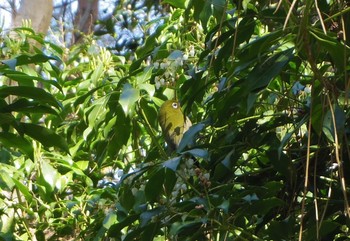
[283,0,298,30]
[326,94,350,217]
[314,0,327,34]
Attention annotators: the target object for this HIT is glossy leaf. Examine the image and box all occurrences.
[119,83,140,115]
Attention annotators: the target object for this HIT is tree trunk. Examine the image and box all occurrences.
[12,0,53,34]
[74,0,99,43]
[7,0,53,103]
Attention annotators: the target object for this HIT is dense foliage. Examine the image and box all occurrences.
[1,0,350,240]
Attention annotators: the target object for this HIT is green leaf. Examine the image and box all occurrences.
[0,86,62,109]
[40,159,60,192]
[108,214,139,237]
[311,95,324,136]
[3,98,58,115]
[278,115,308,159]
[309,28,348,72]
[0,113,15,125]
[137,67,153,85]
[87,95,109,128]
[108,105,131,157]
[244,197,285,215]
[237,30,283,63]
[305,220,341,240]
[3,71,62,91]
[139,98,158,128]
[91,62,104,84]
[213,150,234,181]
[140,207,165,227]
[74,84,106,107]
[198,0,212,30]
[213,0,225,22]
[177,123,205,152]
[136,24,166,58]
[322,104,345,143]
[181,148,208,159]
[169,220,203,236]
[145,168,165,202]
[266,218,295,240]
[119,83,140,115]
[236,16,256,45]
[245,48,294,94]
[19,123,69,153]
[0,170,15,189]
[16,54,58,66]
[163,156,181,171]
[0,132,34,160]
[1,59,17,70]
[94,212,117,241]
[164,168,177,196]
[1,54,58,70]
[12,178,33,203]
[267,150,294,181]
[163,0,187,9]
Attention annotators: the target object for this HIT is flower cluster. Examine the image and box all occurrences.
[153,46,196,89]
[195,167,211,188]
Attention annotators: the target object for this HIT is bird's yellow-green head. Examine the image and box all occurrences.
[158,100,191,151]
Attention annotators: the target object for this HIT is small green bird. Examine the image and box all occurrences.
[158,99,192,151]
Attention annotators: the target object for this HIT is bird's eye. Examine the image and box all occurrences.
[172,102,178,109]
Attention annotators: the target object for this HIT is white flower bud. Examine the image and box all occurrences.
[160,62,168,69]
[131,187,138,195]
[189,46,195,57]
[164,71,170,78]
[155,80,161,89]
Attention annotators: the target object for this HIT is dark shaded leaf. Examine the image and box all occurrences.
[0,132,34,160]
[19,123,69,153]
[145,168,165,202]
[3,98,58,115]
[177,123,205,152]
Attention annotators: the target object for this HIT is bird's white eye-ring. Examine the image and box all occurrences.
[172,102,178,109]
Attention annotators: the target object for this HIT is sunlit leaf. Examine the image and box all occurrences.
[12,178,33,203]
[40,159,60,192]
[163,156,181,171]
[119,83,140,115]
